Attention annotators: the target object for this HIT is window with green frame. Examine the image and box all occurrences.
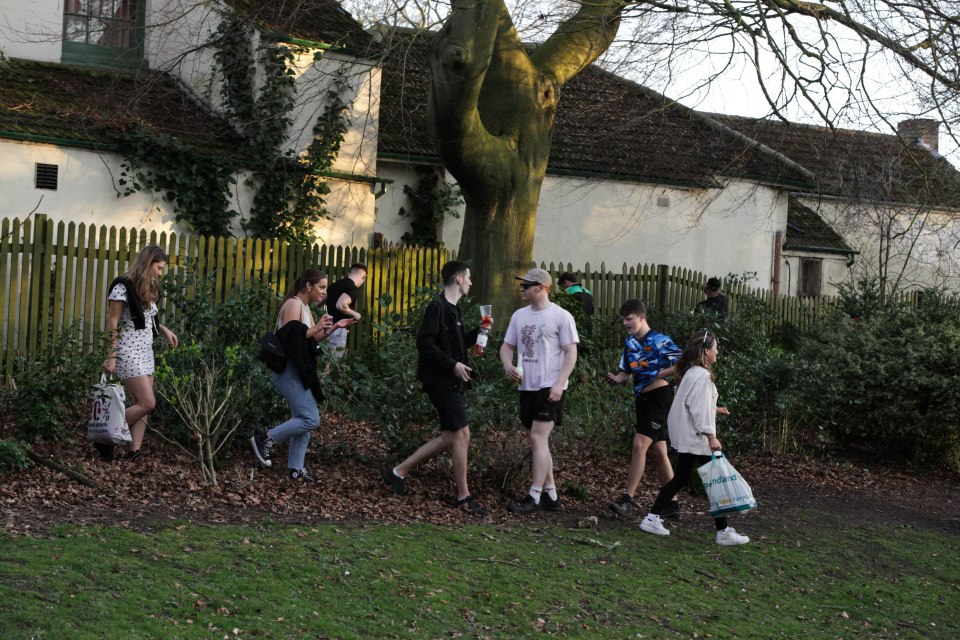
[62,0,147,69]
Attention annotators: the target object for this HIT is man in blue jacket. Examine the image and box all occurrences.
[380,261,491,515]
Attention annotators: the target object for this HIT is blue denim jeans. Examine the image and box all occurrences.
[268,361,320,471]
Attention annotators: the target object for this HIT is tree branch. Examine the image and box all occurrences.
[532,0,628,86]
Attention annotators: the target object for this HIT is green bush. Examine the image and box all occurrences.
[0,439,30,474]
[153,267,287,458]
[796,287,960,468]
[2,323,107,444]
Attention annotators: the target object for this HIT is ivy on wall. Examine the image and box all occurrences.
[117,12,351,242]
[398,166,463,246]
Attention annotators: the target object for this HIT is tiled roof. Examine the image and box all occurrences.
[377,32,813,188]
[0,59,245,158]
[784,199,855,253]
[713,115,960,209]
[222,0,374,51]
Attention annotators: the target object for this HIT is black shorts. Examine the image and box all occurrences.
[635,385,673,442]
[424,387,469,431]
[519,388,564,429]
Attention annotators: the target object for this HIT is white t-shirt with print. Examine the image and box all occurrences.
[503,303,579,391]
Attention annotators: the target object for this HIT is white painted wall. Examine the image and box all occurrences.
[798,196,960,292]
[0,0,63,62]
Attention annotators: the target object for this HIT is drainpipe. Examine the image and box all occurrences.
[772,231,783,294]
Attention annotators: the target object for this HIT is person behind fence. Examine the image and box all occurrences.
[380,261,492,515]
[605,299,682,519]
[324,263,367,359]
[638,329,749,546]
[100,245,179,462]
[250,269,355,481]
[501,268,579,514]
[696,277,728,320]
[557,272,594,315]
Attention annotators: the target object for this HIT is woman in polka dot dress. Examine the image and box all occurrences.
[100,245,179,461]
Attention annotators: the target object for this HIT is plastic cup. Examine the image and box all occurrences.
[479,304,492,319]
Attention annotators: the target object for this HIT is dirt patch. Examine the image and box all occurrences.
[3,414,959,537]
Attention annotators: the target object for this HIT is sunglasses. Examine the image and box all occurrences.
[519,282,542,290]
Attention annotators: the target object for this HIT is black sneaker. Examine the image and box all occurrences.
[455,495,487,516]
[289,468,318,483]
[380,467,406,496]
[660,499,682,521]
[94,442,114,461]
[250,431,273,468]
[609,494,633,516]
[507,495,541,514]
[125,449,141,462]
[540,493,560,511]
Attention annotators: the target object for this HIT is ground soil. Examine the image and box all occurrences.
[3,413,959,538]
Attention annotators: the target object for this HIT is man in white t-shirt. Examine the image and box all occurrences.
[500,268,579,513]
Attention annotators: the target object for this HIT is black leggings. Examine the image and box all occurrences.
[651,452,728,531]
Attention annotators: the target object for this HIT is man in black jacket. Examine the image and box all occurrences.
[380,261,490,515]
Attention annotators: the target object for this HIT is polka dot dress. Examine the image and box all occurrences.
[108,282,158,380]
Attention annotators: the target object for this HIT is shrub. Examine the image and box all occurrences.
[3,323,107,444]
[0,439,30,474]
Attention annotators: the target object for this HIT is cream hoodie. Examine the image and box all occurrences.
[667,365,717,456]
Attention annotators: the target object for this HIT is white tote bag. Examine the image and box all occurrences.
[86,374,131,446]
[697,452,757,517]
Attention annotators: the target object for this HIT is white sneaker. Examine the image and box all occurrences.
[639,514,670,536]
[716,527,750,546]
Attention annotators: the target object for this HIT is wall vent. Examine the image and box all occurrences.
[35,163,59,190]
[656,196,670,208]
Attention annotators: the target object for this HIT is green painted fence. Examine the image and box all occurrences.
[1,215,849,378]
[0,216,451,377]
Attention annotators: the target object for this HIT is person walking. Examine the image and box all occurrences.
[501,268,579,513]
[638,329,749,546]
[324,263,367,359]
[250,269,354,481]
[606,299,682,519]
[100,245,179,461]
[380,261,491,515]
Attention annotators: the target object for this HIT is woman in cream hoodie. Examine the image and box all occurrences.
[638,329,750,546]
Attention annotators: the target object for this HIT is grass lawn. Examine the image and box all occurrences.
[1,515,958,639]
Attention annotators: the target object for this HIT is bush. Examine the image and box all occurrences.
[2,323,107,444]
[152,267,287,472]
[0,439,30,474]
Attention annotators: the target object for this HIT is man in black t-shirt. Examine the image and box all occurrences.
[325,262,367,358]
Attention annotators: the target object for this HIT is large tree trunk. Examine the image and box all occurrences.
[428,0,624,314]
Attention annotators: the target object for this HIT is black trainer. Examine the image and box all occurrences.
[289,468,318,483]
[540,493,560,512]
[380,468,406,496]
[660,499,682,521]
[609,493,633,516]
[455,495,487,516]
[94,442,114,461]
[250,431,273,468]
[507,495,540,514]
[125,449,141,462]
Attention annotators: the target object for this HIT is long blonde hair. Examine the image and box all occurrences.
[125,245,167,305]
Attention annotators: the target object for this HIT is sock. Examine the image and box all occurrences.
[543,486,558,501]
[392,467,405,479]
[528,486,542,504]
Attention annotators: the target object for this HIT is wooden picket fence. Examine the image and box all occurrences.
[538,260,838,329]
[1,215,849,377]
[0,216,450,377]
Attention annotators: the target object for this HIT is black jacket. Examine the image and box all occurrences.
[275,321,324,402]
[109,275,160,337]
[416,296,479,391]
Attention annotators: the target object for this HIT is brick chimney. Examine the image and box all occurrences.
[897,118,940,154]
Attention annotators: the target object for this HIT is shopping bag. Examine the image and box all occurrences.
[257,331,286,373]
[697,452,757,516]
[86,374,131,446]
